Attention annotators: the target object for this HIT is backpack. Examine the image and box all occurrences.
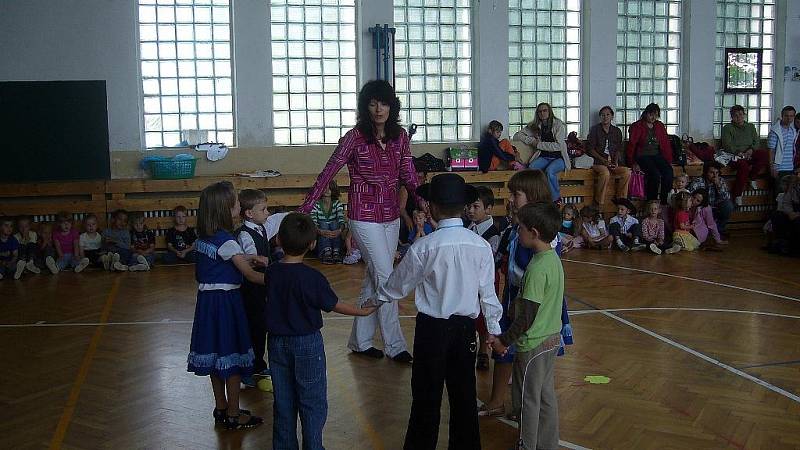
[566,131,585,158]
[413,153,446,173]
[669,134,687,166]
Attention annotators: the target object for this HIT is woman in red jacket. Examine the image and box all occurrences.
[626,103,674,204]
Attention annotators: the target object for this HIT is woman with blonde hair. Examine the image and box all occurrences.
[514,102,571,203]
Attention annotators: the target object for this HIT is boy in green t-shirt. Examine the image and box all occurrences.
[489,201,564,450]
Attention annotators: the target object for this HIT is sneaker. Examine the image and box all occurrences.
[343,252,359,265]
[46,256,59,274]
[74,258,90,273]
[26,260,41,274]
[735,196,743,207]
[616,238,629,252]
[128,263,149,272]
[136,254,150,270]
[321,247,334,265]
[649,243,662,255]
[110,253,120,271]
[665,244,681,254]
[14,260,26,279]
[100,254,110,271]
[113,261,128,272]
[332,248,342,263]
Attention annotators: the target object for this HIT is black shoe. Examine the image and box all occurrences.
[224,413,263,430]
[354,347,384,359]
[213,408,252,425]
[391,351,413,363]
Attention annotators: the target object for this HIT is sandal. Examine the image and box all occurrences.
[224,413,263,430]
[213,408,252,425]
[477,404,505,417]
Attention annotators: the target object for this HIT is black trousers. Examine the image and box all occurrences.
[636,154,674,204]
[405,313,480,450]
[608,222,642,246]
[241,282,268,373]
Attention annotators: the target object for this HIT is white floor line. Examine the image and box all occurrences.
[563,259,800,303]
[569,307,800,320]
[0,315,419,329]
[475,399,591,450]
[599,310,800,404]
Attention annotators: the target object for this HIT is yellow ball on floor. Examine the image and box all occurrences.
[257,377,273,392]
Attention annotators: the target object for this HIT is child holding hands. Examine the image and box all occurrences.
[489,202,564,450]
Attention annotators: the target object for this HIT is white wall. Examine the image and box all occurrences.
[1,0,797,176]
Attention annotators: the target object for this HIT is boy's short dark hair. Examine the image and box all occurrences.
[729,105,745,116]
[278,212,317,256]
[488,120,503,132]
[239,189,267,217]
[0,216,12,226]
[433,202,465,218]
[474,186,495,208]
[113,209,128,218]
[173,205,188,214]
[517,202,561,243]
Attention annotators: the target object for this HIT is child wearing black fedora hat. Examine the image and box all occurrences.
[373,173,504,450]
[609,198,646,251]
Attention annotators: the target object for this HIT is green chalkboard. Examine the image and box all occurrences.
[0,80,111,182]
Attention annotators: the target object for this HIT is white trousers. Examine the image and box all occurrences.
[347,218,408,358]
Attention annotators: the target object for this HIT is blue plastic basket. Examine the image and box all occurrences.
[148,158,198,179]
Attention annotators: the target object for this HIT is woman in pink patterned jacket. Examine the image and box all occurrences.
[299,80,421,363]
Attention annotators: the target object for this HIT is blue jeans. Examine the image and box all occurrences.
[528,156,566,201]
[268,332,327,450]
[316,220,342,254]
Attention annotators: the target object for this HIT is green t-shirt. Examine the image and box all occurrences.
[515,249,564,353]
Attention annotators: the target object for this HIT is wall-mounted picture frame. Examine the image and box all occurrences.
[724,48,763,93]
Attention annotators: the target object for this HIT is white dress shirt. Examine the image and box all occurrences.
[469,216,500,255]
[377,217,503,335]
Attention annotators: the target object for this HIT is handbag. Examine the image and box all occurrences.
[629,169,646,199]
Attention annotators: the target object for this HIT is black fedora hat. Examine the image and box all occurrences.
[416,173,478,206]
[612,197,637,215]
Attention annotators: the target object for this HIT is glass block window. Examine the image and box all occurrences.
[508,0,582,135]
[616,0,682,135]
[714,0,775,138]
[138,0,234,148]
[394,0,472,142]
[271,0,357,145]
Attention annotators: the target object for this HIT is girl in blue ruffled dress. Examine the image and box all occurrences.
[187,181,268,430]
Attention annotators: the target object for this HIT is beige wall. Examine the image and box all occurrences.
[111,141,539,179]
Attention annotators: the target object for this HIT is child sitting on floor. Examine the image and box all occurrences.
[690,188,728,249]
[37,223,59,274]
[671,191,700,251]
[608,198,646,251]
[641,200,681,255]
[53,211,90,273]
[79,214,106,269]
[103,209,131,272]
[0,217,22,280]
[129,214,155,271]
[165,205,198,264]
[14,216,40,277]
[579,205,613,250]
[667,173,690,206]
[310,180,346,264]
[558,203,583,253]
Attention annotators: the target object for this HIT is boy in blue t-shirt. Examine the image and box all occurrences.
[264,212,375,450]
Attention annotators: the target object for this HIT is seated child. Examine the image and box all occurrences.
[608,198,646,251]
[310,181,346,264]
[53,211,90,273]
[579,205,613,249]
[79,214,106,268]
[265,212,375,449]
[103,209,131,272]
[0,217,23,280]
[165,205,198,264]
[489,201,564,450]
[129,214,155,271]
[375,173,504,450]
[558,203,583,253]
[236,189,271,386]
[671,192,700,251]
[14,216,40,276]
[641,200,681,255]
[690,188,728,249]
[36,223,59,274]
[667,173,690,206]
[478,120,524,173]
[408,209,434,243]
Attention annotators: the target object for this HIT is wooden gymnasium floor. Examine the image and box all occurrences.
[2,232,800,450]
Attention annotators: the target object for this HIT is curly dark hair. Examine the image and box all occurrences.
[356,80,403,143]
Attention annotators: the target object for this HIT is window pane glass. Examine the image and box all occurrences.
[509,1,581,135]
[271,2,357,145]
[395,1,473,142]
[138,0,234,148]
[714,0,775,138]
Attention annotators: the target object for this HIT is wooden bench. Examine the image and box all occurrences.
[0,166,773,249]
